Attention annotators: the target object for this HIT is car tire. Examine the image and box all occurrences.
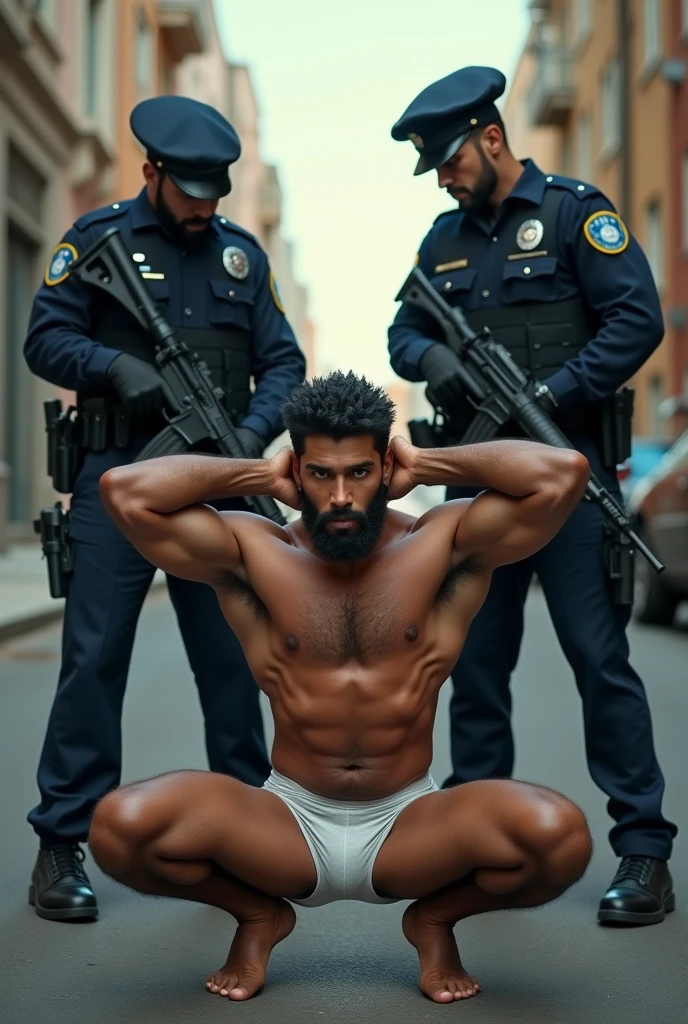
[633,531,679,625]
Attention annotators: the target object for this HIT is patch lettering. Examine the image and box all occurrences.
[583,211,629,254]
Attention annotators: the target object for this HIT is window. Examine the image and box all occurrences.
[33,0,58,32]
[600,57,621,157]
[135,7,153,94]
[645,200,664,291]
[682,151,688,251]
[648,375,665,438]
[7,145,46,223]
[574,0,592,42]
[643,0,661,68]
[84,0,103,117]
[576,111,592,182]
[683,0,688,37]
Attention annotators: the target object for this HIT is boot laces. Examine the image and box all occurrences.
[612,856,654,887]
[49,844,88,883]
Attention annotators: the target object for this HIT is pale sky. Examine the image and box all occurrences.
[213,0,530,385]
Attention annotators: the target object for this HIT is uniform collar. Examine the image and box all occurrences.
[129,187,219,239]
[504,159,547,207]
[130,188,161,231]
[462,159,546,234]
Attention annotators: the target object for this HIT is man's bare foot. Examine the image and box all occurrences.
[206,899,296,1001]
[402,903,481,1003]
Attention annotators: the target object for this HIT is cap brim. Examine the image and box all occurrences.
[168,172,231,200]
[413,131,470,176]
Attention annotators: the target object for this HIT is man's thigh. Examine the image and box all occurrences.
[372,779,570,900]
[93,770,316,900]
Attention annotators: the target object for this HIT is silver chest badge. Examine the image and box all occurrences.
[516,219,544,251]
[222,246,249,280]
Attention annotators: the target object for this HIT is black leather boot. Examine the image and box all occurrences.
[29,844,99,921]
[598,856,674,925]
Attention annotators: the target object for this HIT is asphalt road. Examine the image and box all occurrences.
[1,587,686,1024]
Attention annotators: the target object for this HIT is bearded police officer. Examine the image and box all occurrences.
[23,95,306,921]
[388,67,677,925]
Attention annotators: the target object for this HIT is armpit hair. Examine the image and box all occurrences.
[221,570,270,622]
[433,557,480,606]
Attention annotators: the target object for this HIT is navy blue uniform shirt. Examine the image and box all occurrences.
[24,189,306,442]
[388,160,664,410]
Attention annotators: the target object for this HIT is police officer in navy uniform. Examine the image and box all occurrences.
[23,96,306,921]
[388,67,677,925]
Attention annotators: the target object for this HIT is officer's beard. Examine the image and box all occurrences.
[451,146,498,217]
[155,178,212,249]
[300,483,388,562]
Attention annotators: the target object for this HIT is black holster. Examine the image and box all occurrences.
[600,388,634,470]
[604,525,635,606]
[33,502,74,599]
[43,400,81,493]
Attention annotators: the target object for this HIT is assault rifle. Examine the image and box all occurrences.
[395,266,664,578]
[70,228,286,526]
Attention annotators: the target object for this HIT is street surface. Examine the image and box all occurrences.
[1,586,686,1024]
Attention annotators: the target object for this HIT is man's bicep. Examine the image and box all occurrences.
[106,500,242,585]
[453,490,556,569]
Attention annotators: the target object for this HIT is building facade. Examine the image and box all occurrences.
[508,0,684,439]
[0,0,313,545]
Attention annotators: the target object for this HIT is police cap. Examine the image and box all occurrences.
[391,66,506,175]
[130,95,241,200]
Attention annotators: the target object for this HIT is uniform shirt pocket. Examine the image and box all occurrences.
[208,279,255,331]
[501,256,558,305]
[430,267,477,303]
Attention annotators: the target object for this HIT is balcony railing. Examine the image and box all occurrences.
[527,47,574,127]
[158,0,207,62]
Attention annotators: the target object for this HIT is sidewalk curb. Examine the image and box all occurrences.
[0,575,168,645]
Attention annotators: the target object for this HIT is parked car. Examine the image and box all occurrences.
[626,430,688,625]
[617,437,673,504]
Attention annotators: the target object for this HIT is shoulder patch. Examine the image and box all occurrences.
[583,210,629,254]
[269,271,285,313]
[74,200,129,232]
[44,242,78,286]
[544,174,601,201]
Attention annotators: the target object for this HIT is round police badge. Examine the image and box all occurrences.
[44,242,78,287]
[222,246,250,280]
[516,219,544,251]
[583,211,629,254]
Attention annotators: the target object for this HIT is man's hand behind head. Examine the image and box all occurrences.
[269,446,302,510]
[388,435,420,501]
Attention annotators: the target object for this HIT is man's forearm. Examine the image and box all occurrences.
[100,454,276,515]
[412,440,588,496]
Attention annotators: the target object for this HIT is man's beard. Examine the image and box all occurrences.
[451,147,497,216]
[301,483,388,562]
[155,179,212,248]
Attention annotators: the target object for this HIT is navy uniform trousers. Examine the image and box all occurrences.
[28,442,271,847]
[444,437,677,861]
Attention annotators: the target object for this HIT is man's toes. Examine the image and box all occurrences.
[228,986,250,1001]
[431,988,454,1003]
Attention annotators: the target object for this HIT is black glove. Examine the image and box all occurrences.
[106,353,167,417]
[420,344,465,410]
[236,426,265,459]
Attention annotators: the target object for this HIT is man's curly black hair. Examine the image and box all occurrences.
[280,371,396,458]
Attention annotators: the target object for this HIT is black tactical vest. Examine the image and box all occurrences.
[85,229,252,425]
[429,189,601,436]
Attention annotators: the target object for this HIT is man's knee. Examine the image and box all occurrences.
[89,782,160,878]
[522,789,593,889]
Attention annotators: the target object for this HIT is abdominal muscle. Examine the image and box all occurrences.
[259,654,448,801]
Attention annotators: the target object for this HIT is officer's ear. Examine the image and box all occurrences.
[142,161,159,187]
[481,124,505,160]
